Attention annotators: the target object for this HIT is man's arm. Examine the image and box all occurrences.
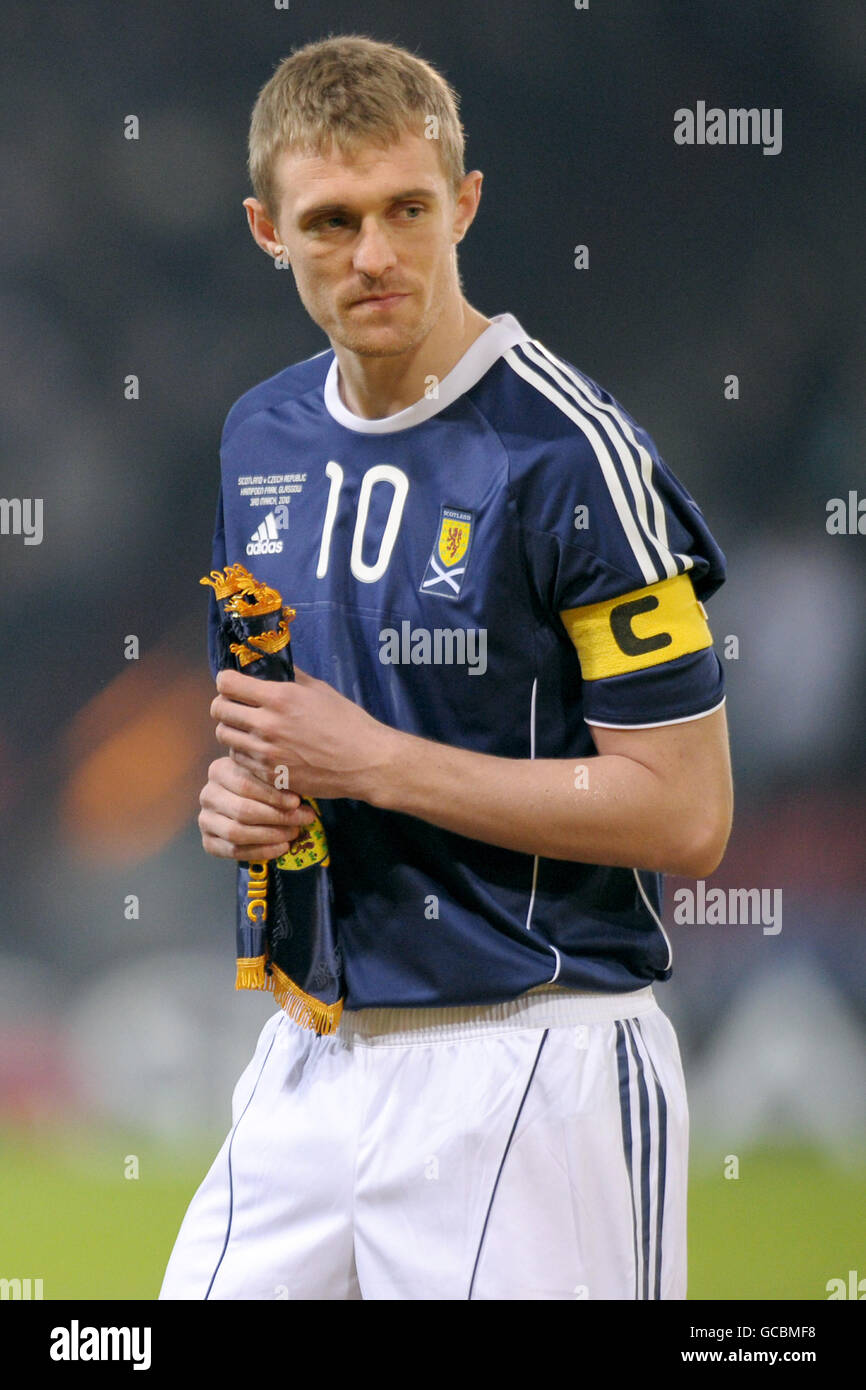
[366,705,732,879]
[208,668,732,878]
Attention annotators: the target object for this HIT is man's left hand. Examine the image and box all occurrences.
[210,665,396,801]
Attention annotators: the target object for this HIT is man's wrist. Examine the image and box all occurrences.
[361,724,418,811]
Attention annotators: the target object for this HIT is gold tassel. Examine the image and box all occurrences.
[269,962,344,1035]
[235,956,267,989]
[235,955,343,1035]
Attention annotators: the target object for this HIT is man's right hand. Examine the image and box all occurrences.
[198,755,317,861]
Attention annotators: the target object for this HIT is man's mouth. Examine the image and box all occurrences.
[350,292,408,308]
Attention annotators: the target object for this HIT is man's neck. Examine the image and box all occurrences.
[334,298,491,420]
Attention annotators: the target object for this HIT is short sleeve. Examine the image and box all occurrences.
[513,416,727,728]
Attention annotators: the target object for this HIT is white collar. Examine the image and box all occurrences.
[322,312,530,434]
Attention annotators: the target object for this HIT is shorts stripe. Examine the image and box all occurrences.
[616,1016,671,1300]
[624,1019,653,1299]
[615,1020,640,1298]
[204,1025,280,1300]
[634,1017,669,1300]
[467,1028,550,1299]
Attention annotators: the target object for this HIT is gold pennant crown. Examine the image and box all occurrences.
[224,578,284,619]
[228,611,295,663]
[200,564,285,618]
[248,608,296,650]
[199,563,257,601]
[229,641,264,669]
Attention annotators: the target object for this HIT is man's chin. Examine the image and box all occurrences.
[331,320,426,358]
[340,338,414,359]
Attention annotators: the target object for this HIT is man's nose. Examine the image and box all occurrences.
[353,217,397,279]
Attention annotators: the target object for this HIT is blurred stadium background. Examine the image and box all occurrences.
[1,0,864,1299]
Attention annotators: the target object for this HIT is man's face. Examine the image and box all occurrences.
[266,130,479,358]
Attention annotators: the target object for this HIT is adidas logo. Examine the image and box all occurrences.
[246,511,284,556]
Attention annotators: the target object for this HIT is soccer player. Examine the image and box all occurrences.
[160,34,732,1300]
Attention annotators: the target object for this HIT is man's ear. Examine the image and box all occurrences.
[452,169,483,245]
[243,197,287,259]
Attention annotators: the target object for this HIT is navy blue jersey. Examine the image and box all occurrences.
[207,313,726,1007]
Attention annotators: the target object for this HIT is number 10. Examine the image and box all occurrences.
[316,461,409,583]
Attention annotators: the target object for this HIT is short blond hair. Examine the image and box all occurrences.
[248,34,467,220]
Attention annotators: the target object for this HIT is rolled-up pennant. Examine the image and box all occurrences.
[199,563,344,1034]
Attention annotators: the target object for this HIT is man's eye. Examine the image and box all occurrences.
[308,216,347,231]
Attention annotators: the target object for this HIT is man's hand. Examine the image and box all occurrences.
[198,754,317,861]
[209,666,396,801]
[206,665,732,876]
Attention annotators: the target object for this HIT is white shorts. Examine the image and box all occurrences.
[159,984,688,1300]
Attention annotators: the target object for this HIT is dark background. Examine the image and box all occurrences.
[0,0,863,1298]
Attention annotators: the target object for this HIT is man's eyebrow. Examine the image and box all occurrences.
[296,187,439,223]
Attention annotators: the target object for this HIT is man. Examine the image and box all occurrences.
[160,34,732,1301]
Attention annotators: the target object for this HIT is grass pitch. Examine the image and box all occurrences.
[0,1128,862,1299]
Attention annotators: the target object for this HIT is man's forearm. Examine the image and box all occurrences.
[210,669,731,878]
[364,727,712,876]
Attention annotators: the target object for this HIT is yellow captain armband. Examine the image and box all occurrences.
[559,573,713,680]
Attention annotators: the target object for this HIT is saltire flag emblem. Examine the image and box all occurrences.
[420,506,474,599]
